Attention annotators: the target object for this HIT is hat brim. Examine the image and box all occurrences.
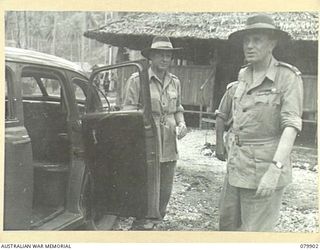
[228,28,290,45]
[141,47,183,59]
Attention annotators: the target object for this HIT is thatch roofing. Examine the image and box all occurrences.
[84,12,318,50]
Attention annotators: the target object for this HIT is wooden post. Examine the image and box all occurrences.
[199,48,219,128]
[199,104,203,129]
[210,49,219,114]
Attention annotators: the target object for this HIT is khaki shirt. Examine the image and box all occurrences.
[123,68,185,162]
[225,57,303,189]
[215,81,238,128]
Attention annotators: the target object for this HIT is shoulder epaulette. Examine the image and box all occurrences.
[238,66,248,81]
[277,61,301,76]
[226,81,238,90]
[240,63,250,69]
[131,72,139,78]
[169,73,179,79]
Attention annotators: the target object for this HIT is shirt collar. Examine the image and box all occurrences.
[148,67,163,82]
[264,56,278,82]
[243,56,278,92]
[148,67,170,85]
[148,67,156,81]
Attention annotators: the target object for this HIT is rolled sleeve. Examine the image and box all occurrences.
[176,79,184,112]
[174,78,185,124]
[216,89,233,122]
[280,74,303,132]
[215,110,228,120]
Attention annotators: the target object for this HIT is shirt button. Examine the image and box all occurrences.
[162,102,165,106]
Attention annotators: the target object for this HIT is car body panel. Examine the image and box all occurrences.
[4,47,159,230]
[5,47,87,78]
[4,126,33,230]
[5,62,33,230]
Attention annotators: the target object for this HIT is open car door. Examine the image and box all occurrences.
[82,60,160,223]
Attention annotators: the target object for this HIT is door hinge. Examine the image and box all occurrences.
[73,147,85,158]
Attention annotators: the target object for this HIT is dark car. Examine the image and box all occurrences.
[4,47,159,230]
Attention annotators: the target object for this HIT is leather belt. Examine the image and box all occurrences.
[233,134,279,146]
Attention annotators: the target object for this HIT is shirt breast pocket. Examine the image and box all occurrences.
[151,98,161,114]
[168,90,177,99]
[253,92,282,126]
[254,92,281,106]
[167,89,178,112]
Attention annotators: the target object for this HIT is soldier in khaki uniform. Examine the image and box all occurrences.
[216,14,303,231]
[124,36,187,230]
[215,81,237,161]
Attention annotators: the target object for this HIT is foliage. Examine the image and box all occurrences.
[5,11,110,67]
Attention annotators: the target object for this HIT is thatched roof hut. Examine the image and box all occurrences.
[84,12,318,50]
[84,12,318,129]
[84,12,318,69]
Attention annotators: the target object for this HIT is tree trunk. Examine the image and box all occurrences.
[5,12,8,37]
[37,37,40,51]
[81,12,87,64]
[70,40,73,61]
[78,34,81,62]
[88,35,91,59]
[104,12,109,64]
[51,13,57,54]
[88,13,91,59]
[23,11,29,49]
[15,12,21,48]
[11,30,15,42]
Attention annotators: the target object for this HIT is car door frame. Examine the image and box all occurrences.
[86,59,161,219]
[4,63,33,230]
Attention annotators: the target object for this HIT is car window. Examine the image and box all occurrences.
[21,68,69,118]
[5,78,8,100]
[73,83,86,101]
[72,77,104,114]
[5,77,10,120]
[5,67,16,121]
[91,65,140,111]
[21,77,42,96]
[21,74,62,99]
[71,80,87,115]
[5,78,8,97]
[42,78,61,97]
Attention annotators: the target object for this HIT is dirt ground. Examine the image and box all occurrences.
[114,129,318,232]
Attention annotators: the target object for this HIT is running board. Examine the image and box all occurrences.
[35,212,84,230]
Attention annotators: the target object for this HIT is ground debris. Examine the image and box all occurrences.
[113,129,318,232]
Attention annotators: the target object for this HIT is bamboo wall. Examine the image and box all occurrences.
[115,64,317,123]
[116,65,215,108]
[169,65,214,107]
[301,75,318,121]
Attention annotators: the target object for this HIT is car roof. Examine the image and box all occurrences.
[5,47,88,78]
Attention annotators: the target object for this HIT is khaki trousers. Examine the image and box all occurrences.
[219,175,285,232]
[159,161,176,218]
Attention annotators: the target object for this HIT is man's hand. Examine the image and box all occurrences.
[177,122,187,140]
[255,164,282,198]
[215,143,226,161]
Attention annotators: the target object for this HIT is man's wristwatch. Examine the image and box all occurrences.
[272,160,284,169]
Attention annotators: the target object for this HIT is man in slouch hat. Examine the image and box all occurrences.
[124,36,187,230]
[216,14,303,231]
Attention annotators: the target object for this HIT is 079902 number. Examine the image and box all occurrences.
[300,244,319,249]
